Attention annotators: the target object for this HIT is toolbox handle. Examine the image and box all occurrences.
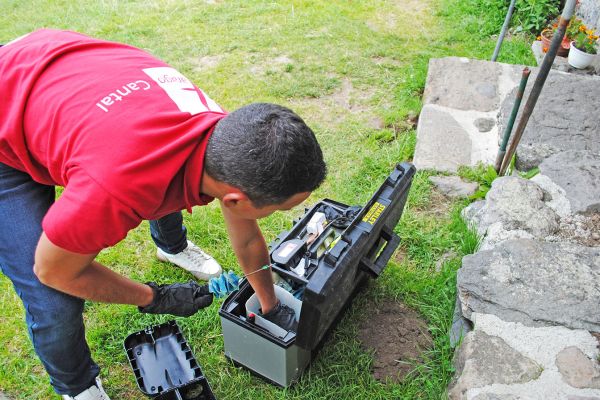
[359,226,400,278]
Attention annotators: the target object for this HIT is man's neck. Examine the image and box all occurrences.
[200,172,227,200]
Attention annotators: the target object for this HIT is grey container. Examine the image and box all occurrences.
[219,163,416,387]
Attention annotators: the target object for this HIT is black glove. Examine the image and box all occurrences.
[139,281,213,317]
[261,301,298,332]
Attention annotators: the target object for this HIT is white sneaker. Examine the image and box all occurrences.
[157,240,222,281]
[62,378,110,400]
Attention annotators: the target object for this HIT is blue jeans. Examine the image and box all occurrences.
[149,213,188,254]
[0,163,187,395]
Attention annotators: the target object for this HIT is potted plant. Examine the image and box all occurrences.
[539,19,571,56]
[568,24,599,68]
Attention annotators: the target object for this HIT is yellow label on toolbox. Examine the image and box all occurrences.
[362,201,386,225]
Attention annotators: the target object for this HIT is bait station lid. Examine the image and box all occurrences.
[124,321,216,399]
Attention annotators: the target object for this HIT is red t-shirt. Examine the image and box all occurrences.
[0,29,227,253]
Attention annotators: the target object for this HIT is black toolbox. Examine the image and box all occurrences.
[219,163,415,387]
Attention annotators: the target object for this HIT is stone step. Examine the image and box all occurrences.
[414,57,600,172]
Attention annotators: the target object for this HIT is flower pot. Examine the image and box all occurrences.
[540,29,570,57]
[568,41,596,68]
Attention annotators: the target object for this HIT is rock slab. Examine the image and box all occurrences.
[424,58,514,112]
[557,346,600,389]
[474,118,496,132]
[450,295,473,348]
[414,105,472,172]
[458,239,600,331]
[538,150,600,215]
[429,175,479,198]
[448,330,541,399]
[414,57,520,172]
[462,176,559,249]
[498,71,600,170]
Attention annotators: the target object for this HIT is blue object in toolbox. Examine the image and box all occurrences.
[124,320,216,400]
[219,162,416,387]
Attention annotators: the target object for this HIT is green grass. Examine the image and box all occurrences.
[0,0,533,398]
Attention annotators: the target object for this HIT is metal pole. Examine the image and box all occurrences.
[492,0,518,61]
[494,67,530,172]
[499,0,577,175]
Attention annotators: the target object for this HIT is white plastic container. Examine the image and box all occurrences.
[245,285,302,338]
[568,41,596,69]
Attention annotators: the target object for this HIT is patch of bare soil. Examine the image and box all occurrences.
[416,187,452,218]
[289,77,385,130]
[299,77,369,112]
[248,55,294,75]
[366,0,433,34]
[357,299,433,383]
[371,56,403,68]
[190,54,225,71]
[435,250,457,272]
[406,111,419,128]
[393,246,408,264]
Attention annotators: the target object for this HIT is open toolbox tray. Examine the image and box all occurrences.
[124,321,216,400]
[219,162,416,387]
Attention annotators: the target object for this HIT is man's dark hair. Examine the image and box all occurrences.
[204,103,327,207]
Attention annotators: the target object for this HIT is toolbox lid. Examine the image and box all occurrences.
[294,162,415,350]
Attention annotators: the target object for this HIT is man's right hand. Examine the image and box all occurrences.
[139,281,213,317]
[261,301,298,331]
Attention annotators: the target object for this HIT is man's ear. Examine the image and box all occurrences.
[221,191,249,209]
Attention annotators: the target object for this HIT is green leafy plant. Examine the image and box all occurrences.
[514,0,560,33]
[538,18,570,55]
[507,153,517,176]
[459,162,538,202]
[541,17,592,42]
[572,23,599,54]
[458,165,498,201]
[565,17,584,40]
[519,167,539,179]
[469,166,498,200]
[542,17,580,40]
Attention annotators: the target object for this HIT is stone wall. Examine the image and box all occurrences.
[449,157,600,398]
[578,0,600,29]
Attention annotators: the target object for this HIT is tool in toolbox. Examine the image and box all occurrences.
[219,162,416,387]
[124,321,216,400]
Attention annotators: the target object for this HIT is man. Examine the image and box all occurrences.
[0,29,326,399]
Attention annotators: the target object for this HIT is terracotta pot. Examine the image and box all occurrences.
[568,41,596,68]
[540,29,570,57]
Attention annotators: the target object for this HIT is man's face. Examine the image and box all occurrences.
[229,191,311,220]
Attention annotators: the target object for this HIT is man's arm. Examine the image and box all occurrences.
[34,232,154,306]
[220,202,278,313]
